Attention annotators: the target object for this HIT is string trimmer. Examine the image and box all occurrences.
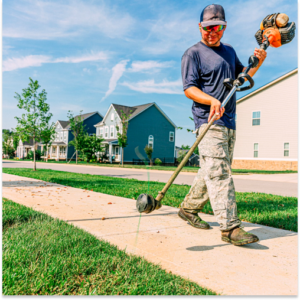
[136,13,296,214]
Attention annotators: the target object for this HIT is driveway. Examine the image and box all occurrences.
[2,161,298,197]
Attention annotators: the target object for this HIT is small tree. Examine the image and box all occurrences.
[15,78,53,171]
[67,111,86,164]
[2,129,15,158]
[80,134,105,162]
[116,109,132,166]
[40,124,56,161]
[144,145,153,166]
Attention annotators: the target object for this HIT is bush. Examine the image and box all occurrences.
[27,149,44,161]
[154,158,162,166]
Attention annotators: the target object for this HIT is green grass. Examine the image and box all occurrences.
[3,168,298,232]
[3,158,297,174]
[2,198,216,295]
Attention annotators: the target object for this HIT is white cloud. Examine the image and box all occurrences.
[128,60,173,73]
[3,0,135,40]
[101,60,129,102]
[3,52,108,72]
[3,55,51,72]
[54,52,108,63]
[122,79,183,94]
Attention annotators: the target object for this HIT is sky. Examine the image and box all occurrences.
[2,0,298,147]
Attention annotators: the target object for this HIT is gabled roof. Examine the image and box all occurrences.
[237,68,298,104]
[57,111,103,130]
[57,120,70,129]
[95,102,176,128]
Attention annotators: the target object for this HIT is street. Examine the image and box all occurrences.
[2,160,298,197]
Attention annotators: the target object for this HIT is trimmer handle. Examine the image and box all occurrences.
[223,73,254,92]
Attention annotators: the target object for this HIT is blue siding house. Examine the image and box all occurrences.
[49,111,103,160]
[94,103,176,164]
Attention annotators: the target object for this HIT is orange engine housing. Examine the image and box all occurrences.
[262,27,282,48]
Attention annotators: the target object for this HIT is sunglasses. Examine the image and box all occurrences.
[201,25,226,32]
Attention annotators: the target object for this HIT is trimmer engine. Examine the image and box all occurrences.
[255,13,296,49]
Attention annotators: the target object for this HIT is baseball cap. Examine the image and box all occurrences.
[200,4,227,27]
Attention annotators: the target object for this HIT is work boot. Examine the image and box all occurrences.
[178,208,210,229]
[221,226,259,246]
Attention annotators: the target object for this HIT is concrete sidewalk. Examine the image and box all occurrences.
[2,173,297,295]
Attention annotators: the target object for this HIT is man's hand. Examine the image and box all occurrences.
[254,48,267,67]
[208,98,225,122]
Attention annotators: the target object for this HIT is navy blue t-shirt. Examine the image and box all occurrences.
[181,41,245,130]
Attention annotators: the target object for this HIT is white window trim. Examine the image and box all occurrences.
[169,131,174,142]
[105,126,109,138]
[111,113,114,121]
[148,135,154,149]
[252,111,261,126]
[110,125,114,138]
[284,142,290,157]
[100,128,104,138]
[254,142,259,158]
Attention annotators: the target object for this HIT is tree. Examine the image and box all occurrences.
[116,109,132,166]
[40,124,56,162]
[2,129,15,158]
[67,111,86,164]
[14,78,53,171]
[80,134,105,162]
[144,145,153,166]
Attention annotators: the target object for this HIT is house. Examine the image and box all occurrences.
[16,138,40,159]
[232,68,297,171]
[48,111,103,161]
[94,103,177,163]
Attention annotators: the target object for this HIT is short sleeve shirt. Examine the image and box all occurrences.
[181,41,244,130]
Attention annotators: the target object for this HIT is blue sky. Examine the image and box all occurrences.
[2,0,298,147]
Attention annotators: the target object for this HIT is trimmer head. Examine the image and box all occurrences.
[136,194,161,214]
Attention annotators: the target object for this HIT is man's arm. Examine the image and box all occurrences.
[243,48,267,77]
[184,86,225,122]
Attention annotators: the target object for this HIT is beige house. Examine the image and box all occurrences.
[232,69,298,171]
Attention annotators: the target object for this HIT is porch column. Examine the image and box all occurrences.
[56,145,60,161]
[50,146,53,159]
[109,144,112,163]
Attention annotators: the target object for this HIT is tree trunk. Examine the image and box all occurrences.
[76,150,78,164]
[46,145,48,162]
[33,137,36,171]
[122,148,124,167]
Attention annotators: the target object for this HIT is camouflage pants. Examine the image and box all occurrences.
[181,124,241,231]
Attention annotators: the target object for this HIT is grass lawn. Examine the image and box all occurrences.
[3,168,298,232]
[2,198,216,295]
[3,159,297,174]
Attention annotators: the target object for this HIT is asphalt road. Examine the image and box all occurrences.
[2,160,298,197]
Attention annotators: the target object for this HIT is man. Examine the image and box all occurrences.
[179,4,267,246]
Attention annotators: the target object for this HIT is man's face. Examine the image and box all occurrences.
[199,23,226,47]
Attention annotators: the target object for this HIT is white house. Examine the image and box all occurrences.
[232,68,298,171]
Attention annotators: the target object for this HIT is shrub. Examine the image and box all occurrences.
[154,158,162,166]
[27,149,44,161]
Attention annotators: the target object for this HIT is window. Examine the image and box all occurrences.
[60,132,63,141]
[56,133,59,141]
[111,113,114,121]
[105,127,108,138]
[254,143,258,157]
[100,128,103,138]
[169,132,174,142]
[284,143,289,157]
[64,132,67,143]
[110,126,114,138]
[252,111,260,126]
[148,135,154,149]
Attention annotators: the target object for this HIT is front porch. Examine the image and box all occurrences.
[101,140,122,163]
[48,142,67,161]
